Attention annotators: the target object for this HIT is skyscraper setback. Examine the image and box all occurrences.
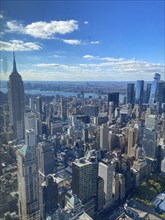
[8,52,25,140]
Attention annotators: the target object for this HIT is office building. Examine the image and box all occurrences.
[100,124,109,150]
[37,141,54,177]
[35,96,42,116]
[99,159,113,208]
[40,175,58,219]
[112,173,119,202]
[156,81,165,105]
[16,144,39,219]
[142,128,158,160]
[135,80,144,106]
[145,114,158,130]
[149,73,160,106]
[25,111,42,136]
[127,83,135,105]
[97,177,104,212]
[144,83,151,103]
[127,127,137,156]
[60,97,68,120]
[108,93,119,109]
[108,101,115,121]
[25,129,36,156]
[119,173,125,200]
[72,158,98,204]
[8,52,25,140]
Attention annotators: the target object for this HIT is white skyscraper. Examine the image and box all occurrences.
[16,130,39,219]
[99,160,114,208]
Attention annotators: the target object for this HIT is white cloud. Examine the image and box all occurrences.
[80,57,165,77]
[34,63,64,68]
[84,21,89,24]
[6,20,24,32]
[0,40,42,51]
[90,41,100,44]
[83,55,96,59]
[6,19,78,39]
[62,39,81,45]
[53,54,65,58]
[83,54,124,61]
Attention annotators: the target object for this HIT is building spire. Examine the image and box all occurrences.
[12,49,18,73]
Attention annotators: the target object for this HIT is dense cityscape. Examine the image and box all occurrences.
[0,52,165,220]
[0,1,165,220]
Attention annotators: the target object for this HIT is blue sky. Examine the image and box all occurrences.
[0,0,164,81]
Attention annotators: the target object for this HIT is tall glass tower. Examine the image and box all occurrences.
[149,73,160,106]
[127,83,135,105]
[8,52,25,140]
[135,80,144,106]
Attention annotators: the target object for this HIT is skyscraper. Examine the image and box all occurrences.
[100,124,109,150]
[135,80,144,106]
[127,83,135,105]
[8,52,25,140]
[99,159,113,208]
[149,73,161,106]
[60,97,68,120]
[16,132,39,219]
[108,93,119,109]
[144,83,151,103]
[72,158,98,204]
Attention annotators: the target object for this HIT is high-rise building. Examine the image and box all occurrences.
[99,160,113,208]
[112,173,119,202]
[108,101,115,121]
[127,83,135,105]
[144,83,151,103]
[60,97,68,120]
[24,111,42,136]
[35,96,42,115]
[97,177,104,212]
[149,73,161,106]
[108,93,119,109]
[72,158,98,204]
[156,81,165,105]
[37,141,55,219]
[8,52,25,140]
[16,143,39,219]
[127,127,137,156]
[40,175,58,219]
[37,141,55,177]
[135,80,144,106]
[119,173,125,200]
[100,124,109,150]
[142,128,158,160]
[25,129,36,156]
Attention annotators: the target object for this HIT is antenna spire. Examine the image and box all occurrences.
[12,48,18,73]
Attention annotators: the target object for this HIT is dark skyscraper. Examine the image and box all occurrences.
[144,83,151,103]
[149,73,161,106]
[156,81,165,105]
[135,80,144,106]
[108,93,119,109]
[8,52,25,140]
[127,83,135,105]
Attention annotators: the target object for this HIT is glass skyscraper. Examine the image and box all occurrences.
[127,83,135,105]
[149,73,160,106]
[135,80,144,106]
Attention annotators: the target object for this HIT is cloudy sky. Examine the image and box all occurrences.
[0,0,164,81]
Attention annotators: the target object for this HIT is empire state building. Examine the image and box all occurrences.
[8,52,25,140]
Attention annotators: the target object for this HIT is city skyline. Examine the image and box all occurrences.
[0,0,165,81]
